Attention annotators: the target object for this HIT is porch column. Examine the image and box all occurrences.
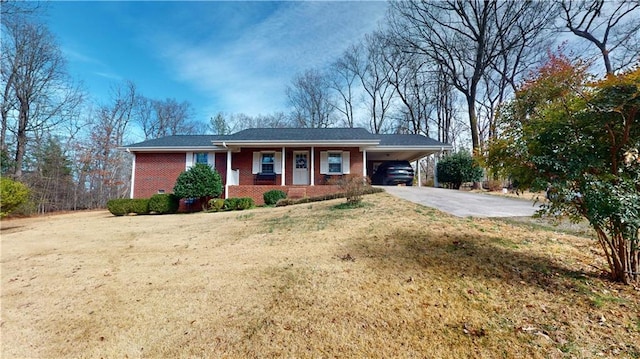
[310,146,315,186]
[281,146,286,186]
[225,150,232,199]
[362,149,367,178]
[417,159,421,187]
[433,153,439,188]
[129,152,136,198]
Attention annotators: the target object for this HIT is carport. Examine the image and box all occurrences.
[367,134,453,185]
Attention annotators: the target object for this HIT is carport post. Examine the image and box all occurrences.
[434,153,439,188]
[362,149,367,178]
[416,159,421,187]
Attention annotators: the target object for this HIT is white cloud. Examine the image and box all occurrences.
[154,2,388,116]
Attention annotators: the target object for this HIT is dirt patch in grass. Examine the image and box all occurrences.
[2,193,639,358]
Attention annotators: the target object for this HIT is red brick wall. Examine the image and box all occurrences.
[133,147,365,206]
[134,153,185,198]
[232,147,364,186]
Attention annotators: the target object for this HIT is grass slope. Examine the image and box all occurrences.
[1,193,639,358]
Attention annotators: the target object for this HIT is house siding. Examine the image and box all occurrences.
[134,153,186,198]
[131,147,365,206]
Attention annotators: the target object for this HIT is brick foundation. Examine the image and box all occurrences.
[228,185,342,205]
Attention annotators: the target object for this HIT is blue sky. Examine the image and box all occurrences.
[45,1,389,125]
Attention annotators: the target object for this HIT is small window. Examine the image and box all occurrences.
[158,189,165,194]
[261,153,275,173]
[195,152,208,164]
[328,153,342,173]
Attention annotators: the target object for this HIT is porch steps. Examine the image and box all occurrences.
[287,187,307,199]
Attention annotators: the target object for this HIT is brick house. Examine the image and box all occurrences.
[123,128,452,205]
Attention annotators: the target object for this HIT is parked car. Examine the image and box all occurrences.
[371,161,414,186]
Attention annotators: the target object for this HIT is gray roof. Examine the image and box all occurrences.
[124,128,451,149]
[223,127,379,141]
[125,135,225,148]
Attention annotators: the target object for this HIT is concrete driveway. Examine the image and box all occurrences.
[382,186,541,218]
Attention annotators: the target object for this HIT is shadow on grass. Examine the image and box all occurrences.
[350,228,601,295]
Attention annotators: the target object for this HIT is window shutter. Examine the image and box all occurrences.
[342,151,350,174]
[186,152,194,169]
[252,152,260,174]
[208,152,215,168]
[320,151,328,174]
[274,152,282,174]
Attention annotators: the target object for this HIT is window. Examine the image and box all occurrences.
[195,152,208,164]
[328,152,342,173]
[320,151,350,175]
[261,153,275,173]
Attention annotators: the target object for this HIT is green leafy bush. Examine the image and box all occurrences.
[0,177,30,218]
[437,151,483,189]
[148,193,179,214]
[173,164,223,201]
[263,190,287,206]
[223,197,254,211]
[107,198,149,216]
[208,198,225,212]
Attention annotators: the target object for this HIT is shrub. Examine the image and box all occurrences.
[437,151,483,189]
[223,198,239,211]
[208,198,225,212]
[148,193,179,214]
[173,164,223,202]
[329,174,371,204]
[107,198,149,216]
[263,190,287,206]
[485,180,504,192]
[0,177,30,218]
[223,197,254,211]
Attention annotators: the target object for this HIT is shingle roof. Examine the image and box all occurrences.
[123,128,452,149]
[224,128,379,141]
[125,135,226,148]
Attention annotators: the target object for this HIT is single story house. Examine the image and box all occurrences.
[123,128,452,205]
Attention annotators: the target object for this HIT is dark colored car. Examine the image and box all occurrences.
[371,161,414,186]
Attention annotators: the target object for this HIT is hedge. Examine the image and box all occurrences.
[107,198,150,216]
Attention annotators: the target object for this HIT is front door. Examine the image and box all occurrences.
[293,151,309,185]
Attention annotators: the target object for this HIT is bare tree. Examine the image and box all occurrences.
[137,97,200,139]
[1,18,82,178]
[389,0,555,152]
[286,68,334,128]
[77,82,136,207]
[359,33,397,134]
[560,0,640,75]
[329,46,361,128]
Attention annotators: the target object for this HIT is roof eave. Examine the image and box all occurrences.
[365,145,453,152]
[213,140,380,147]
[121,146,225,152]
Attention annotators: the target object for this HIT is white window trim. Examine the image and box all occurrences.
[252,151,282,174]
[320,151,350,175]
[187,152,215,169]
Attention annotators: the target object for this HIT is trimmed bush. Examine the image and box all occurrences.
[173,163,223,201]
[208,198,225,212]
[148,193,179,214]
[107,198,150,216]
[237,197,254,210]
[223,197,254,211]
[263,190,287,206]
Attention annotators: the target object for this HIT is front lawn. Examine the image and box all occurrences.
[1,193,638,358]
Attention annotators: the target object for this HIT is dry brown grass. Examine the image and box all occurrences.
[1,193,639,358]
